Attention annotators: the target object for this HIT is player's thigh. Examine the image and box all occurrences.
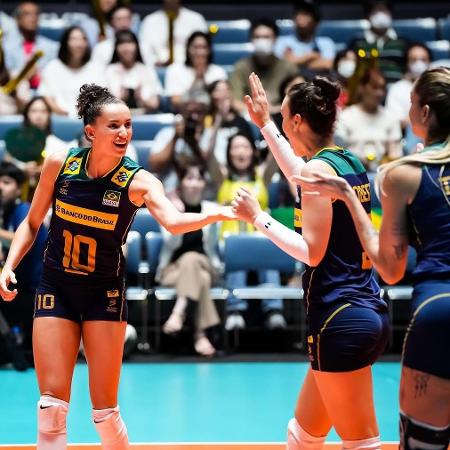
[33,317,81,402]
[400,366,450,427]
[82,320,127,409]
[295,367,332,437]
[313,366,379,440]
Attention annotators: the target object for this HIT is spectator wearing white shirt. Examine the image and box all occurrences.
[139,0,208,67]
[38,26,106,117]
[165,31,227,109]
[275,1,335,72]
[335,68,402,172]
[106,30,162,113]
[91,5,138,67]
[386,43,432,128]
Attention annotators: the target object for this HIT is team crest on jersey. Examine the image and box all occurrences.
[63,156,82,175]
[59,180,70,196]
[107,289,120,297]
[111,166,133,187]
[102,190,121,207]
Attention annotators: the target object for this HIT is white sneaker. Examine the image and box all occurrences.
[225,313,246,331]
[265,312,287,330]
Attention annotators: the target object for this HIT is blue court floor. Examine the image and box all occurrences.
[0,362,400,445]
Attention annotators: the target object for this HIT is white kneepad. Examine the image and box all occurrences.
[37,395,69,449]
[287,418,326,450]
[92,405,129,450]
[342,436,381,450]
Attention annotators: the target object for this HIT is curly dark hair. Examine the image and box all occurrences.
[76,84,122,124]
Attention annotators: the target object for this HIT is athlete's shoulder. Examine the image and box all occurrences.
[302,157,337,177]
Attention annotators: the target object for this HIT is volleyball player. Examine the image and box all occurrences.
[232,73,389,450]
[0,84,234,449]
[297,67,450,449]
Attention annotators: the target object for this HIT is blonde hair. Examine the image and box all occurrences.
[377,67,450,188]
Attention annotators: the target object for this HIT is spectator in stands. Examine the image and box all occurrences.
[149,94,211,193]
[209,133,286,331]
[3,1,58,90]
[0,161,47,354]
[139,0,208,67]
[202,80,254,166]
[350,0,408,83]
[0,11,18,41]
[333,49,358,108]
[274,1,335,73]
[230,18,298,114]
[165,31,227,110]
[91,5,136,67]
[106,30,162,114]
[0,46,31,114]
[38,26,105,117]
[335,67,402,172]
[157,163,222,357]
[386,42,432,128]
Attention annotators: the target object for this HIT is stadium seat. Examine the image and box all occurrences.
[52,115,84,142]
[277,19,369,45]
[438,17,450,40]
[0,115,22,140]
[0,141,5,160]
[212,43,254,66]
[131,114,175,140]
[426,40,450,61]
[208,19,251,44]
[131,208,161,236]
[132,140,152,171]
[393,18,437,43]
[38,19,68,42]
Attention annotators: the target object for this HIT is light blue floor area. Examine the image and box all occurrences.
[0,361,400,444]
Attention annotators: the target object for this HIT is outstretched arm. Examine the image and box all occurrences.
[130,170,235,234]
[245,72,305,179]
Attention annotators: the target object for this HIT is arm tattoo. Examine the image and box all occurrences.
[393,243,406,260]
[414,373,430,399]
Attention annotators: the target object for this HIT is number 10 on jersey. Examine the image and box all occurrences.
[62,229,97,274]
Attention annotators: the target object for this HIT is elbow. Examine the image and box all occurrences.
[161,219,184,235]
[378,267,405,285]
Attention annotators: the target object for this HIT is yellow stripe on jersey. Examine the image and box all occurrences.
[55,199,118,230]
[294,208,302,228]
[111,166,134,188]
[63,156,83,175]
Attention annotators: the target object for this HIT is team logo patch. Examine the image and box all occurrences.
[63,156,82,175]
[59,180,70,196]
[111,166,133,187]
[107,290,120,298]
[102,190,121,207]
[107,298,118,313]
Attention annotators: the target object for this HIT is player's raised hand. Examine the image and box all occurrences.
[0,268,18,302]
[231,186,262,223]
[244,72,271,129]
[291,172,352,202]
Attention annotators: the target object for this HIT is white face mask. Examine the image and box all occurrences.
[337,59,356,79]
[252,38,274,56]
[369,11,392,30]
[409,60,429,78]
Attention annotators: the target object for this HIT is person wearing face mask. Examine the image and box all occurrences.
[229,18,298,115]
[386,43,432,129]
[274,1,336,73]
[350,0,408,83]
[332,49,358,108]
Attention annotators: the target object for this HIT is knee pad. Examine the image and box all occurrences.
[400,412,450,450]
[37,395,69,449]
[93,405,129,450]
[342,436,380,450]
[287,418,326,450]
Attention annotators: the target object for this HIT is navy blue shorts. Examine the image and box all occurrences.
[307,303,390,372]
[34,268,128,323]
[403,280,450,379]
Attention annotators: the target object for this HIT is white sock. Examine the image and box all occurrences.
[37,395,69,450]
[342,436,381,450]
[93,405,129,450]
[287,418,327,450]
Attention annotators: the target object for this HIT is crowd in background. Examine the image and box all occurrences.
[0,0,449,359]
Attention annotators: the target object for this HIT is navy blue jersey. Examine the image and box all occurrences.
[407,158,450,282]
[43,148,142,279]
[295,148,382,313]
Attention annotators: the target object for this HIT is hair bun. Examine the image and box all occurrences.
[76,84,112,119]
[313,76,341,102]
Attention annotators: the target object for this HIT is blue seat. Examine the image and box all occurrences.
[0,140,5,160]
[393,18,437,43]
[132,140,152,171]
[438,18,450,40]
[212,43,253,66]
[38,24,67,42]
[208,20,251,44]
[125,230,143,276]
[131,114,175,140]
[52,115,84,142]
[0,115,22,140]
[131,208,161,237]
[426,40,450,61]
[224,233,296,274]
[145,232,163,277]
